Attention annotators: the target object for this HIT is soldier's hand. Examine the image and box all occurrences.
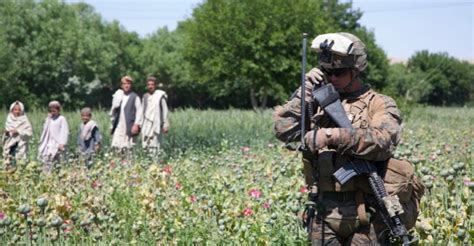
[305,68,324,85]
[304,129,329,153]
[162,127,169,134]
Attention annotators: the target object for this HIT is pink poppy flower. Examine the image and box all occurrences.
[429,153,438,161]
[175,182,182,190]
[248,188,262,199]
[299,186,309,193]
[241,146,251,153]
[91,180,100,189]
[189,195,197,203]
[63,226,72,234]
[162,165,172,175]
[262,202,271,209]
[0,211,5,220]
[242,207,253,217]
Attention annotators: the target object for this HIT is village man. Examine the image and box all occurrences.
[110,75,142,162]
[141,76,170,163]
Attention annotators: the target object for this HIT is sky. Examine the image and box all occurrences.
[65,0,473,61]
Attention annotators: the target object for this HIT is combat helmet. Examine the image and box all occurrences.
[311,32,367,72]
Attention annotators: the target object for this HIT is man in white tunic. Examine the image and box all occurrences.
[141,77,170,162]
[110,75,142,161]
[2,101,33,169]
[38,101,69,172]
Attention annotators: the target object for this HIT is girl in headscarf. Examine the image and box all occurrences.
[2,101,33,169]
[38,101,69,172]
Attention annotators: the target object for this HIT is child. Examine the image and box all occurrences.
[77,107,102,167]
[2,101,33,169]
[38,101,69,172]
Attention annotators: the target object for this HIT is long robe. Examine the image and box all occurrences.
[111,93,142,148]
[38,115,69,163]
[141,90,169,149]
[3,103,33,161]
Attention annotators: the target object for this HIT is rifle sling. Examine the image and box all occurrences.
[356,191,369,225]
[318,90,340,108]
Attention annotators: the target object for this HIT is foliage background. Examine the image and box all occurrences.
[0,0,472,110]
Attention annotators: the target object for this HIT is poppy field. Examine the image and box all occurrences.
[0,107,472,244]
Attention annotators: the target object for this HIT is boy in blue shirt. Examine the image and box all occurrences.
[77,107,102,167]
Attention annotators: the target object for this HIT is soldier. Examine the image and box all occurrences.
[274,32,405,245]
[2,101,33,169]
[110,75,142,163]
[141,76,170,163]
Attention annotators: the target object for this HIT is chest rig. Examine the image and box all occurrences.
[303,87,375,192]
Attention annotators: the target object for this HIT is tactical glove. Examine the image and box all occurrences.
[305,68,324,85]
[304,128,340,153]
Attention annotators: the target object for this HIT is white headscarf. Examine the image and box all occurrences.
[9,101,25,114]
[5,101,29,131]
[3,101,33,149]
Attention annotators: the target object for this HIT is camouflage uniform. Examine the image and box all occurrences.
[273,33,403,245]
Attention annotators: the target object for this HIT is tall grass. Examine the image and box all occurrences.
[0,108,277,158]
[0,107,472,244]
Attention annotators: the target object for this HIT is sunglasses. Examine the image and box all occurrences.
[322,68,350,77]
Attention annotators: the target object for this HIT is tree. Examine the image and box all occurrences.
[180,0,388,109]
[407,51,472,106]
[139,27,206,108]
[0,0,143,109]
[384,63,433,104]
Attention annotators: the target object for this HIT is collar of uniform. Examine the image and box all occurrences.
[340,84,371,101]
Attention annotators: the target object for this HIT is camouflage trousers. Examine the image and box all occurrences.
[310,198,389,246]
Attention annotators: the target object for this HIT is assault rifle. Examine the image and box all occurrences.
[312,82,413,245]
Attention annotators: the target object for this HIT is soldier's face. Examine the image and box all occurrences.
[325,68,352,90]
[147,81,156,93]
[81,113,91,124]
[12,104,22,117]
[121,80,132,93]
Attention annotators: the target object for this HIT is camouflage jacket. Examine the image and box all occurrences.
[274,81,403,162]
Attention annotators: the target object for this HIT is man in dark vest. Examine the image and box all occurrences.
[110,75,142,162]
